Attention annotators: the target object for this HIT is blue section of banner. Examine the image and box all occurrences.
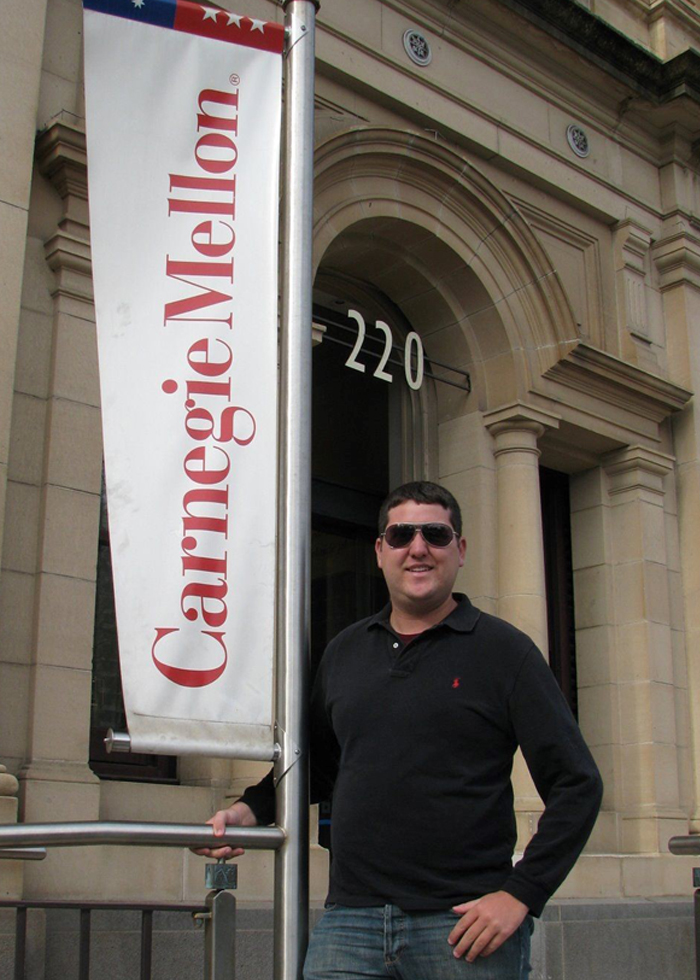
[83,0,177,30]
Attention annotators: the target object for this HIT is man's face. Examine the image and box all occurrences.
[375,501,466,615]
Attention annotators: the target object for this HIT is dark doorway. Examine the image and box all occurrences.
[311,299,394,670]
[540,466,578,717]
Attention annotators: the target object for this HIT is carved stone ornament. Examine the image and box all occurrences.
[403,29,432,67]
[566,124,590,158]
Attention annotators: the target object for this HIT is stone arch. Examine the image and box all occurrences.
[313,127,579,411]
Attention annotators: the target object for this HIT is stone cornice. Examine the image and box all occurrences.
[542,342,692,423]
[34,116,92,284]
[615,218,653,267]
[483,401,561,433]
[35,116,87,200]
[603,444,675,498]
[495,0,700,108]
[652,229,700,289]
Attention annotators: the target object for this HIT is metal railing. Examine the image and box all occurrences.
[0,899,208,980]
[669,835,700,980]
[0,821,285,980]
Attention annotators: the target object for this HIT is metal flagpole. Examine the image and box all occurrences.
[275,3,318,980]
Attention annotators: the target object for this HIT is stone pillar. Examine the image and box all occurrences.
[438,412,499,614]
[0,0,50,573]
[17,120,101,833]
[483,403,559,840]
[0,764,23,900]
[603,445,687,852]
[483,403,559,654]
[653,226,700,831]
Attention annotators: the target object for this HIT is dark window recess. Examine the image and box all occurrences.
[540,467,578,717]
[310,298,396,847]
[89,487,177,782]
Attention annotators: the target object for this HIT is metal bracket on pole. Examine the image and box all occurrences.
[282,1,319,59]
[104,729,131,753]
[273,724,302,787]
[282,0,320,10]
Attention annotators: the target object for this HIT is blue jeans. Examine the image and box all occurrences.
[304,904,533,980]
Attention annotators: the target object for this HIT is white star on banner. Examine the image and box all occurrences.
[227,13,243,27]
[250,18,265,32]
[201,5,218,21]
[131,0,145,8]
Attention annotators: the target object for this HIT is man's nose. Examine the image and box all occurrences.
[408,529,429,554]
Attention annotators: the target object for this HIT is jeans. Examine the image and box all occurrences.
[304,904,533,980]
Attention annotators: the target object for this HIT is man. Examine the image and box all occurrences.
[202,481,603,978]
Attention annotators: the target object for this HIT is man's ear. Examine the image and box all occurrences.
[375,537,383,568]
[458,537,467,567]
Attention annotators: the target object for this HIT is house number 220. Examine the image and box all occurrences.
[344,310,424,390]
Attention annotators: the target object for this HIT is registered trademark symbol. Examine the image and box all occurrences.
[229,73,240,86]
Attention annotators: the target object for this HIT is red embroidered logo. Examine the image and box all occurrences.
[451,677,460,689]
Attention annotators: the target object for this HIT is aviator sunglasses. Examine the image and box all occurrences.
[381,522,458,549]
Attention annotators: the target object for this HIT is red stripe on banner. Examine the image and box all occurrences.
[173,1,285,53]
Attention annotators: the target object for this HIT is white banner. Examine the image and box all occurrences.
[83,0,283,759]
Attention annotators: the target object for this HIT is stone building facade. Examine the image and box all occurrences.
[1,1,700,977]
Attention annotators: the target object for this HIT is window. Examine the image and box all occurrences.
[89,483,177,781]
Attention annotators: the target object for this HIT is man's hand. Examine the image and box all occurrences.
[448,891,528,961]
[191,800,257,860]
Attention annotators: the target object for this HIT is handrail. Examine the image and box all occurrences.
[0,821,285,851]
[669,835,700,856]
[0,846,47,861]
[0,822,271,980]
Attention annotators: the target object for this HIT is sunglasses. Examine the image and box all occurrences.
[381,522,458,549]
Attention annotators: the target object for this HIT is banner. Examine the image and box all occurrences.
[83,0,283,759]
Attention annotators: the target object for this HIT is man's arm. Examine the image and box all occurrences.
[195,649,339,858]
[449,644,602,959]
[501,645,603,915]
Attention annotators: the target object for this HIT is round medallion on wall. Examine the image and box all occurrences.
[403,29,432,67]
[566,124,590,158]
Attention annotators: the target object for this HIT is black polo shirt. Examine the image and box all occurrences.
[242,595,602,916]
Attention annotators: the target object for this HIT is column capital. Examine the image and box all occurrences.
[613,218,653,344]
[35,116,92,289]
[613,218,652,271]
[652,227,700,291]
[483,402,560,447]
[35,115,87,201]
[603,444,675,499]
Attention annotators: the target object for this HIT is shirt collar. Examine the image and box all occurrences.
[367,593,481,634]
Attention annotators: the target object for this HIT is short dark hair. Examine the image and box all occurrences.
[378,481,463,537]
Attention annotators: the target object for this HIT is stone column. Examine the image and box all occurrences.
[653,226,700,831]
[0,0,50,573]
[17,120,101,833]
[603,445,687,852]
[483,403,559,654]
[483,403,559,840]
